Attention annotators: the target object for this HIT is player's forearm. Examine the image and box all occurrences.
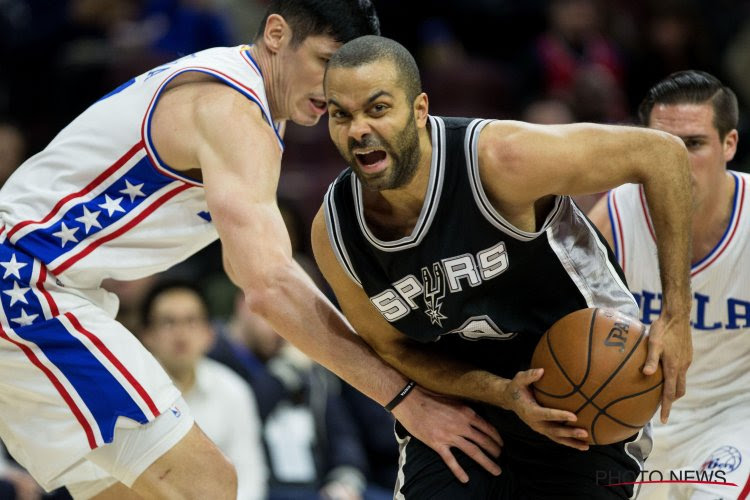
[374,340,511,409]
[640,138,693,317]
[244,260,410,406]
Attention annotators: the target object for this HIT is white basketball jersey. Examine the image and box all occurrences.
[607,172,750,415]
[0,45,283,288]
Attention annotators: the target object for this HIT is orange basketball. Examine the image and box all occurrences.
[531,308,663,445]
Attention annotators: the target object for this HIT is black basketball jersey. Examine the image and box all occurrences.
[324,115,638,382]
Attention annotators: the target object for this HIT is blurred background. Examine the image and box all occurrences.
[0,1,749,498]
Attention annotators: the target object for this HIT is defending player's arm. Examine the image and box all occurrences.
[151,82,502,482]
[311,208,591,451]
[478,121,693,423]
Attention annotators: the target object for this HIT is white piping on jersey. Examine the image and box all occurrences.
[464,119,565,241]
[141,64,284,187]
[352,115,446,251]
[576,204,637,311]
[393,429,410,500]
[546,229,596,307]
[323,182,363,287]
[624,426,650,500]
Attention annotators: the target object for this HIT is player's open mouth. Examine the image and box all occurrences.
[310,98,327,114]
[354,149,388,173]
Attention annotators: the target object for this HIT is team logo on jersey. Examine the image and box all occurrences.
[701,446,742,473]
[422,262,448,326]
[369,241,511,337]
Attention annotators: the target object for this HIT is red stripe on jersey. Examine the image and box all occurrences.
[36,265,59,317]
[65,313,160,417]
[739,470,750,500]
[7,142,144,241]
[0,325,97,449]
[638,187,657,242]
[51,183,192,275]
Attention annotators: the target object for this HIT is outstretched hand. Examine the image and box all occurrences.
[392,386,503,483]
[643,314,692,423]
[503,368,589,451]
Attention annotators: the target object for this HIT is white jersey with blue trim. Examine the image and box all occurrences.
[0,45,282,289]
[607,171,750,414]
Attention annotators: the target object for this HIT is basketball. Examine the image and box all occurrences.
[531,308,663,445]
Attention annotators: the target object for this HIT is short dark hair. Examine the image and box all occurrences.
[255,0,380,46]
[639,70,739,139]
[140,279,209,328]
[326,35,422,102]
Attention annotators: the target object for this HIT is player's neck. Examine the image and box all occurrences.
[691,170,735,263]
[169,366,198,394]
[248,44,287,121]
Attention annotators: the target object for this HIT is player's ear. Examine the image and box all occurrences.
[723,129,738,163]
[263,14,291,54]
[414,92,429,128]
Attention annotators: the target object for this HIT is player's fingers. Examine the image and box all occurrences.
[539,407,578,423]
[469,414,503,448]
[660,366,677,423]
[643,337,663,376]
[436,447,470,483]
[675,370,687,400]
[519,368,544,385]
[454,438,502,477]
[465,427,502,458]
[550,435,590,451]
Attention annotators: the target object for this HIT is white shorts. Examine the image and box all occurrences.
[0,241,182,491]
[63,397,194,499]
[638,404,750,500]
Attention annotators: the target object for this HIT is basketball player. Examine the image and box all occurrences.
[311,35,693,498]
[0,2,504,498]
[589,70,750,499]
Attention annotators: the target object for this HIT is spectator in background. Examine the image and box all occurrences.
[525,0,627,122]
[0,120,26,187]
[140,280,268,500]
[210,290,385,500]
[0,442,42,500]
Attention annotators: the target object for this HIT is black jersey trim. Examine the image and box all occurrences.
[323,180,363,287]
[464,119,566,241]
[352,115,445,251]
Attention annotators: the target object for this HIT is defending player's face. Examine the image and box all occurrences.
[325,60,422,191]
[142,289,213,374]
[278,34,340,126]
[647,103,738,208]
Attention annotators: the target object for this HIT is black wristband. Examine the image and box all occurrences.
[384,380,416,412]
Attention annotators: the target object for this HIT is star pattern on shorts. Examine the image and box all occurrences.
[75,206,102,234]
[1,253,28,280]
[3,281,30,307]
[99,194,126,217]
[119,180,146,202]
[11,308,38,327]
[53,222,79,247]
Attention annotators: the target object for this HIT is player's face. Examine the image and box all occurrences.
[142,290,213,374]
[648,103,738,207]
[279,34,340,126]
[326,61,423,191]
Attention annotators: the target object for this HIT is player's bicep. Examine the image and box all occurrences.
[195,90,293,289]
[478,121,679,203]
[311,209,406,355]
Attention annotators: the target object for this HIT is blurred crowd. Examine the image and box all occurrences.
[1,0,749,498]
